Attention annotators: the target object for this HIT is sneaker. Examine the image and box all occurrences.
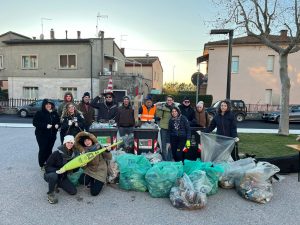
[47,192,58,204]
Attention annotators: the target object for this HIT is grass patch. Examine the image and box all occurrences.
[239,133,299,158]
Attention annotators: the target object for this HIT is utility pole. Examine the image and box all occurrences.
[96,12,108,37]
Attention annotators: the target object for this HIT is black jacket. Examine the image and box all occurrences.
[205,111,237,138]
[61,112,85,138]
[91,96,118,122]
[168,115,191,139]
[178,104,195,125]
[33,99,60,137]
[115,104,135,127]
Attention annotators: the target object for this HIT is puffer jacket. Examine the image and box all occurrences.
[74,131,112,183]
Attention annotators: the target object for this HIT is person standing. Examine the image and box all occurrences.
[77,92,95,132]
[205,100,239,160]
[44,135,78,204]
[178,96,195,126]
[156,95,175,161]
[58,92,77,117]
[168,107,191,162]
[60,103,85,143]
[90,92,118,122]
[33,99,60,170]
[138,96,157,124]
[194,101,210,130]
[115,96,135,136]
[75,132,112,196]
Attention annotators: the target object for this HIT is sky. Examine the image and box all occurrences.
[0,0,224,83]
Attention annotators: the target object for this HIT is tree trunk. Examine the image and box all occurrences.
[278,54,290,136]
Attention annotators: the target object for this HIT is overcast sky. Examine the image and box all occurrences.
[1,0,226,83]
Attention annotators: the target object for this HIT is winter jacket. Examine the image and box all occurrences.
[77,102,95,128]
[178,104,195,125]
[58,92,78,116]
[45,145,78,176]
[33,99,60,137]
[156,103,174,129]
[90,96,118,122]
[60,112,85,138]
[168,115,191,139]
[75,132,112,183]
[205,111,237,138]
[115,104,135,127]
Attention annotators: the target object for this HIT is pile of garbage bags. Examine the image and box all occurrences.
[107,150,126,183]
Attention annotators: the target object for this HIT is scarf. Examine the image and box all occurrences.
[172,115,181,130]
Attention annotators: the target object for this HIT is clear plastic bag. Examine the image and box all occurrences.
[107,150,126,183]
[141,152,162,164]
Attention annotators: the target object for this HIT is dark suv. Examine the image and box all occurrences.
[17,99,63,117]
[206,100,247,122]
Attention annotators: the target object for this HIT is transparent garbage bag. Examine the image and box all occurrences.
[169,173,208,210]
[235,161,280,203]
[200,132,235,162]
[116,154,152,192]
[141,152,162,164]
[145,161,183,198]
[107,150,126,183]
[217,158,256,189]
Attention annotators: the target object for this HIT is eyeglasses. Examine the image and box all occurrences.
[184,101,190,103]
[106,96,112,99]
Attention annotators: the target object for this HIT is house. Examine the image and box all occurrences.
[0,30,163,101]
[125,55,163,94]
[197,30,300,105]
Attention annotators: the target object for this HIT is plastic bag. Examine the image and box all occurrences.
[67,168,84,186]
[169,173,207,210]
[235,161,280,203]
[145,161,183,198]
[107,150,126,183]
[200,132,235,162]
[218,158,256,189]
[141,152,162,164]
[116,154,152,192]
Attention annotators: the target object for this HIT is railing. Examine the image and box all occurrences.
[0,98,37,108]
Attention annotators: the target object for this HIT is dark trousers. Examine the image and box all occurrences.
[170,136,187,162]
[36,134,57,167]
[79,173,104,196]
[44,172,77,195]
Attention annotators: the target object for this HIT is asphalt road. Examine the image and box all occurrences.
[1,114,300,130]
[0,127,299,225]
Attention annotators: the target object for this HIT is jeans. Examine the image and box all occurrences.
[44,172,77,195]
[79,173,104,196]
[160,128,172,161]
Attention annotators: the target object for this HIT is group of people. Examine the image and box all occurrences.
[33,91,238,204]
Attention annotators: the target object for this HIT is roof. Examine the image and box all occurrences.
[125,56,159,66]
[3,39,91,45]
[0,31,31,40]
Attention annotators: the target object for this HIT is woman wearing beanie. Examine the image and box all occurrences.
[78,92,95,131]
[195,101,210,130]
[44,135,78,204]
[75,131,112,196]
[168,107,191,162]
[33,99,60,170]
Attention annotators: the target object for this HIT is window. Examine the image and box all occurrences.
[0,55,3,69]
[267,55,275,72]
[23,87,38,99]
[60,87,77,100]
[22,55,38,69]
[231,56,239,73]
[59,54,77,69]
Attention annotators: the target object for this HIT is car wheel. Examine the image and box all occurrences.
[235,113,245,122]
[19,110,28,118]
[276,116,280,124]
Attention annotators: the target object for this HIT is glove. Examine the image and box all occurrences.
[47,124,52,129]
[68,120,73,126]
[183,147,189,153]
[54,124,59,129]
[185,140,191,149]
[234,137,240,142]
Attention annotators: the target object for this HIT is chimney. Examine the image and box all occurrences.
[50,29,55,39]
[280,30,288,38]
[40,34,44,40]
[120,48,125,55]
[77,31,81,39]
[32,37,36,40]
[65,30,68,39]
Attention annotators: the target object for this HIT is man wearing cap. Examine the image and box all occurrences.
[78,92,95,131]
[178,96,195,126]
[138,96,157,124]
[44,135,78,204]
[115,96,135,136]
[91,92,118,122]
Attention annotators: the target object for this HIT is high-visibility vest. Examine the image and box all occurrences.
[140,105,156,121]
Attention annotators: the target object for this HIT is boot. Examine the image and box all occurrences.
[47,192,58,204]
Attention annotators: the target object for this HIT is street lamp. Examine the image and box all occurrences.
[210,29,234,99]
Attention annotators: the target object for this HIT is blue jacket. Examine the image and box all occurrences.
[205,111,237,138]
[168,115,191,139]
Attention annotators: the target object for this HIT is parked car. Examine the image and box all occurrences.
[206,99,248,122]
[17,99,63,117]
[262,105,300,123]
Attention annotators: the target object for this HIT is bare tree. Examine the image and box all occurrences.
[212,0,300,135]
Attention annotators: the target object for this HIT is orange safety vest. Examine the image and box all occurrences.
[140,105,156,121]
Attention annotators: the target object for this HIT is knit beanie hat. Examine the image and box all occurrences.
[196,101,204,107]
[82,92,90,98]
[63,135,75,144]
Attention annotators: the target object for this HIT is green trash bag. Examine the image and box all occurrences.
[145,161,183,198]
[116,154,151,192]
[67,168,84,186]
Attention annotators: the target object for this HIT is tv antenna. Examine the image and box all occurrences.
[41,17,52,37]
[120,34,128,47]
[96,12,108,36]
